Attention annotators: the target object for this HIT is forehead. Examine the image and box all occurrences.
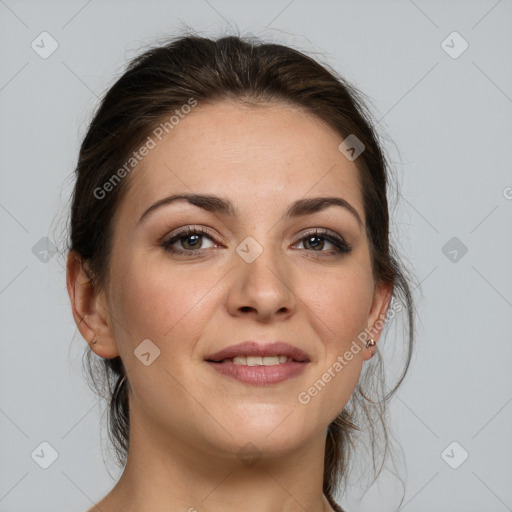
[118,100,364,224]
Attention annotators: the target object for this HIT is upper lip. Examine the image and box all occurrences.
[205,341,311,362]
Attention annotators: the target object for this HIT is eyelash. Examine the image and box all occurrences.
[160,226,352,257]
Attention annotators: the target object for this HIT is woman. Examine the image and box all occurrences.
[66,33,415,512]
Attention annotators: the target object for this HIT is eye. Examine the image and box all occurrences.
[161,226,219,255]
[160,226,352,257]
[293,229,352,256]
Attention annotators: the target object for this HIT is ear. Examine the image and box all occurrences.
[66,250,120,359]
[363,280,393,360]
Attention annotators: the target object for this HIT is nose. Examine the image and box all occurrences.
[225,239,297,322]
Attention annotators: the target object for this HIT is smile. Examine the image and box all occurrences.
[206,359,309,385]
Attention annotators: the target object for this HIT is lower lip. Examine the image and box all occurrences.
[206,360,309,385]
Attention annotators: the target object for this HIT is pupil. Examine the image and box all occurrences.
[185,234,200,249]
[307,236,322,250]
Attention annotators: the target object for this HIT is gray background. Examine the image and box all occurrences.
[1,0,511,511]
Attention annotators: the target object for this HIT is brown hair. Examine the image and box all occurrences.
[67,32,415,511]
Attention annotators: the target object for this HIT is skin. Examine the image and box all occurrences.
[67,100,392,512]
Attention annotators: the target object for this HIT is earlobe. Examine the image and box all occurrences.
[66,251,120,359]
[363,281,393,360]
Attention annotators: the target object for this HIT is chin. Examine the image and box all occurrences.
[213,418,313,457]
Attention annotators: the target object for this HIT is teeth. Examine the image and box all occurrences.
[230,355,290,366]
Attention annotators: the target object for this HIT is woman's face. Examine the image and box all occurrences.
[96,100,390,460]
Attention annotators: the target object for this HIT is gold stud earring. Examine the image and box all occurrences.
[366,338,376,358]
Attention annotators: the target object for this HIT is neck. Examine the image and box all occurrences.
[93,401,334,512]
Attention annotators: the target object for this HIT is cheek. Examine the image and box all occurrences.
[297,265,373,413]
[109,254,222,347]
[306,263,374,342]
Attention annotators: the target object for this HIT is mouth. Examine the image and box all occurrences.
[205,340,311,363]
[205,341,311,385]
[207,355,300,365]
[205,359,309,385]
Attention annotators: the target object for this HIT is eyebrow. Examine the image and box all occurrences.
[137,193,363,227]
